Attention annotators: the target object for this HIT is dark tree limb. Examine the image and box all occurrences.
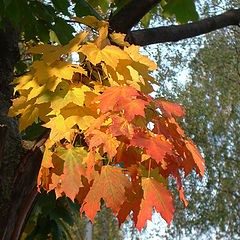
[109,0,161,33]
[126,8,240,46]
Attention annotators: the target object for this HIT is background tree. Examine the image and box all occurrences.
[0,1,239,239]
[161,26,240,239]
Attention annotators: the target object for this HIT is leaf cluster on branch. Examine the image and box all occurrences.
[9,16,205,231]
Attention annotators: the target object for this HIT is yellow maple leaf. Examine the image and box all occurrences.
[125,45,157,71]
[8,96,28,117]
[19,104,39,131]
[95,25,110,49]
[51,84,92,111]
[80,43,131,70]
[29,32,88,65]
[109,32,130,47]
[32,60,87,86]
[43,115,68,141]
[60,103,98,130]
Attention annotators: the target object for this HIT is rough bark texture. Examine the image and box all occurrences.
[0,22,44,240]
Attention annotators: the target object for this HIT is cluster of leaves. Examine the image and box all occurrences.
[9,16,204,231]
[20,191,79,240]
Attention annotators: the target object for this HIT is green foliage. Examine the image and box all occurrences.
[21,191,79,240]
[74,0,102,20]
[162,0,199,23]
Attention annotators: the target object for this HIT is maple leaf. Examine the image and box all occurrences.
[125,45,157,71]
[60,103,97,130]
[49,173,64,199]
[109,31,130,47]
[153,116,185,141]
[79,26,131,69]
[43,115,67,141]
[179,187,188,207]
[182,137,205,178]
[117,183,143,226]
[114,97,149,122]
[82,165,131,222]
[135,177,174,231]
[51,84,90,110]
[41,146,54,168]
[8,95,28,117]
[87,129,120,160]
[37,167,52,192]
[18,103,39,131]
[55,146,88,201]
[109,115,134,139]
[29,32,88,65]
[85,112,111,136]
[125,45,157,83]
[80,43,131,69]
[130,131,172,164]
[83,150,96,181]
[115,144,141,167]
[155,100,185,118]
[94,85,140,113]
[74,16,108,30]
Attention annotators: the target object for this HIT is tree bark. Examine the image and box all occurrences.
[0,22,45,240]
[127,8,240,46]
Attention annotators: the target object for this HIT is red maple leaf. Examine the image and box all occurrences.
[117,182,143,226]
[131,131,172,163]
[182,137,205,178]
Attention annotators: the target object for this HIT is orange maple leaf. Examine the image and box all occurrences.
[87,129,120,160]
[82,165,131,222]
[109,115,135,138]
[155,100,185,118]
[114,98,149,122]
[135,178,174,231]
[54,147,88,201]
[94,85,140,113]
[182,137,205,178]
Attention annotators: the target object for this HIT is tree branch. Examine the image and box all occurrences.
[126,8,240,46]
[109,0,161,33]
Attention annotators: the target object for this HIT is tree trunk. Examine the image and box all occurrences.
[0,22,43,240]
[85,217,93,240]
